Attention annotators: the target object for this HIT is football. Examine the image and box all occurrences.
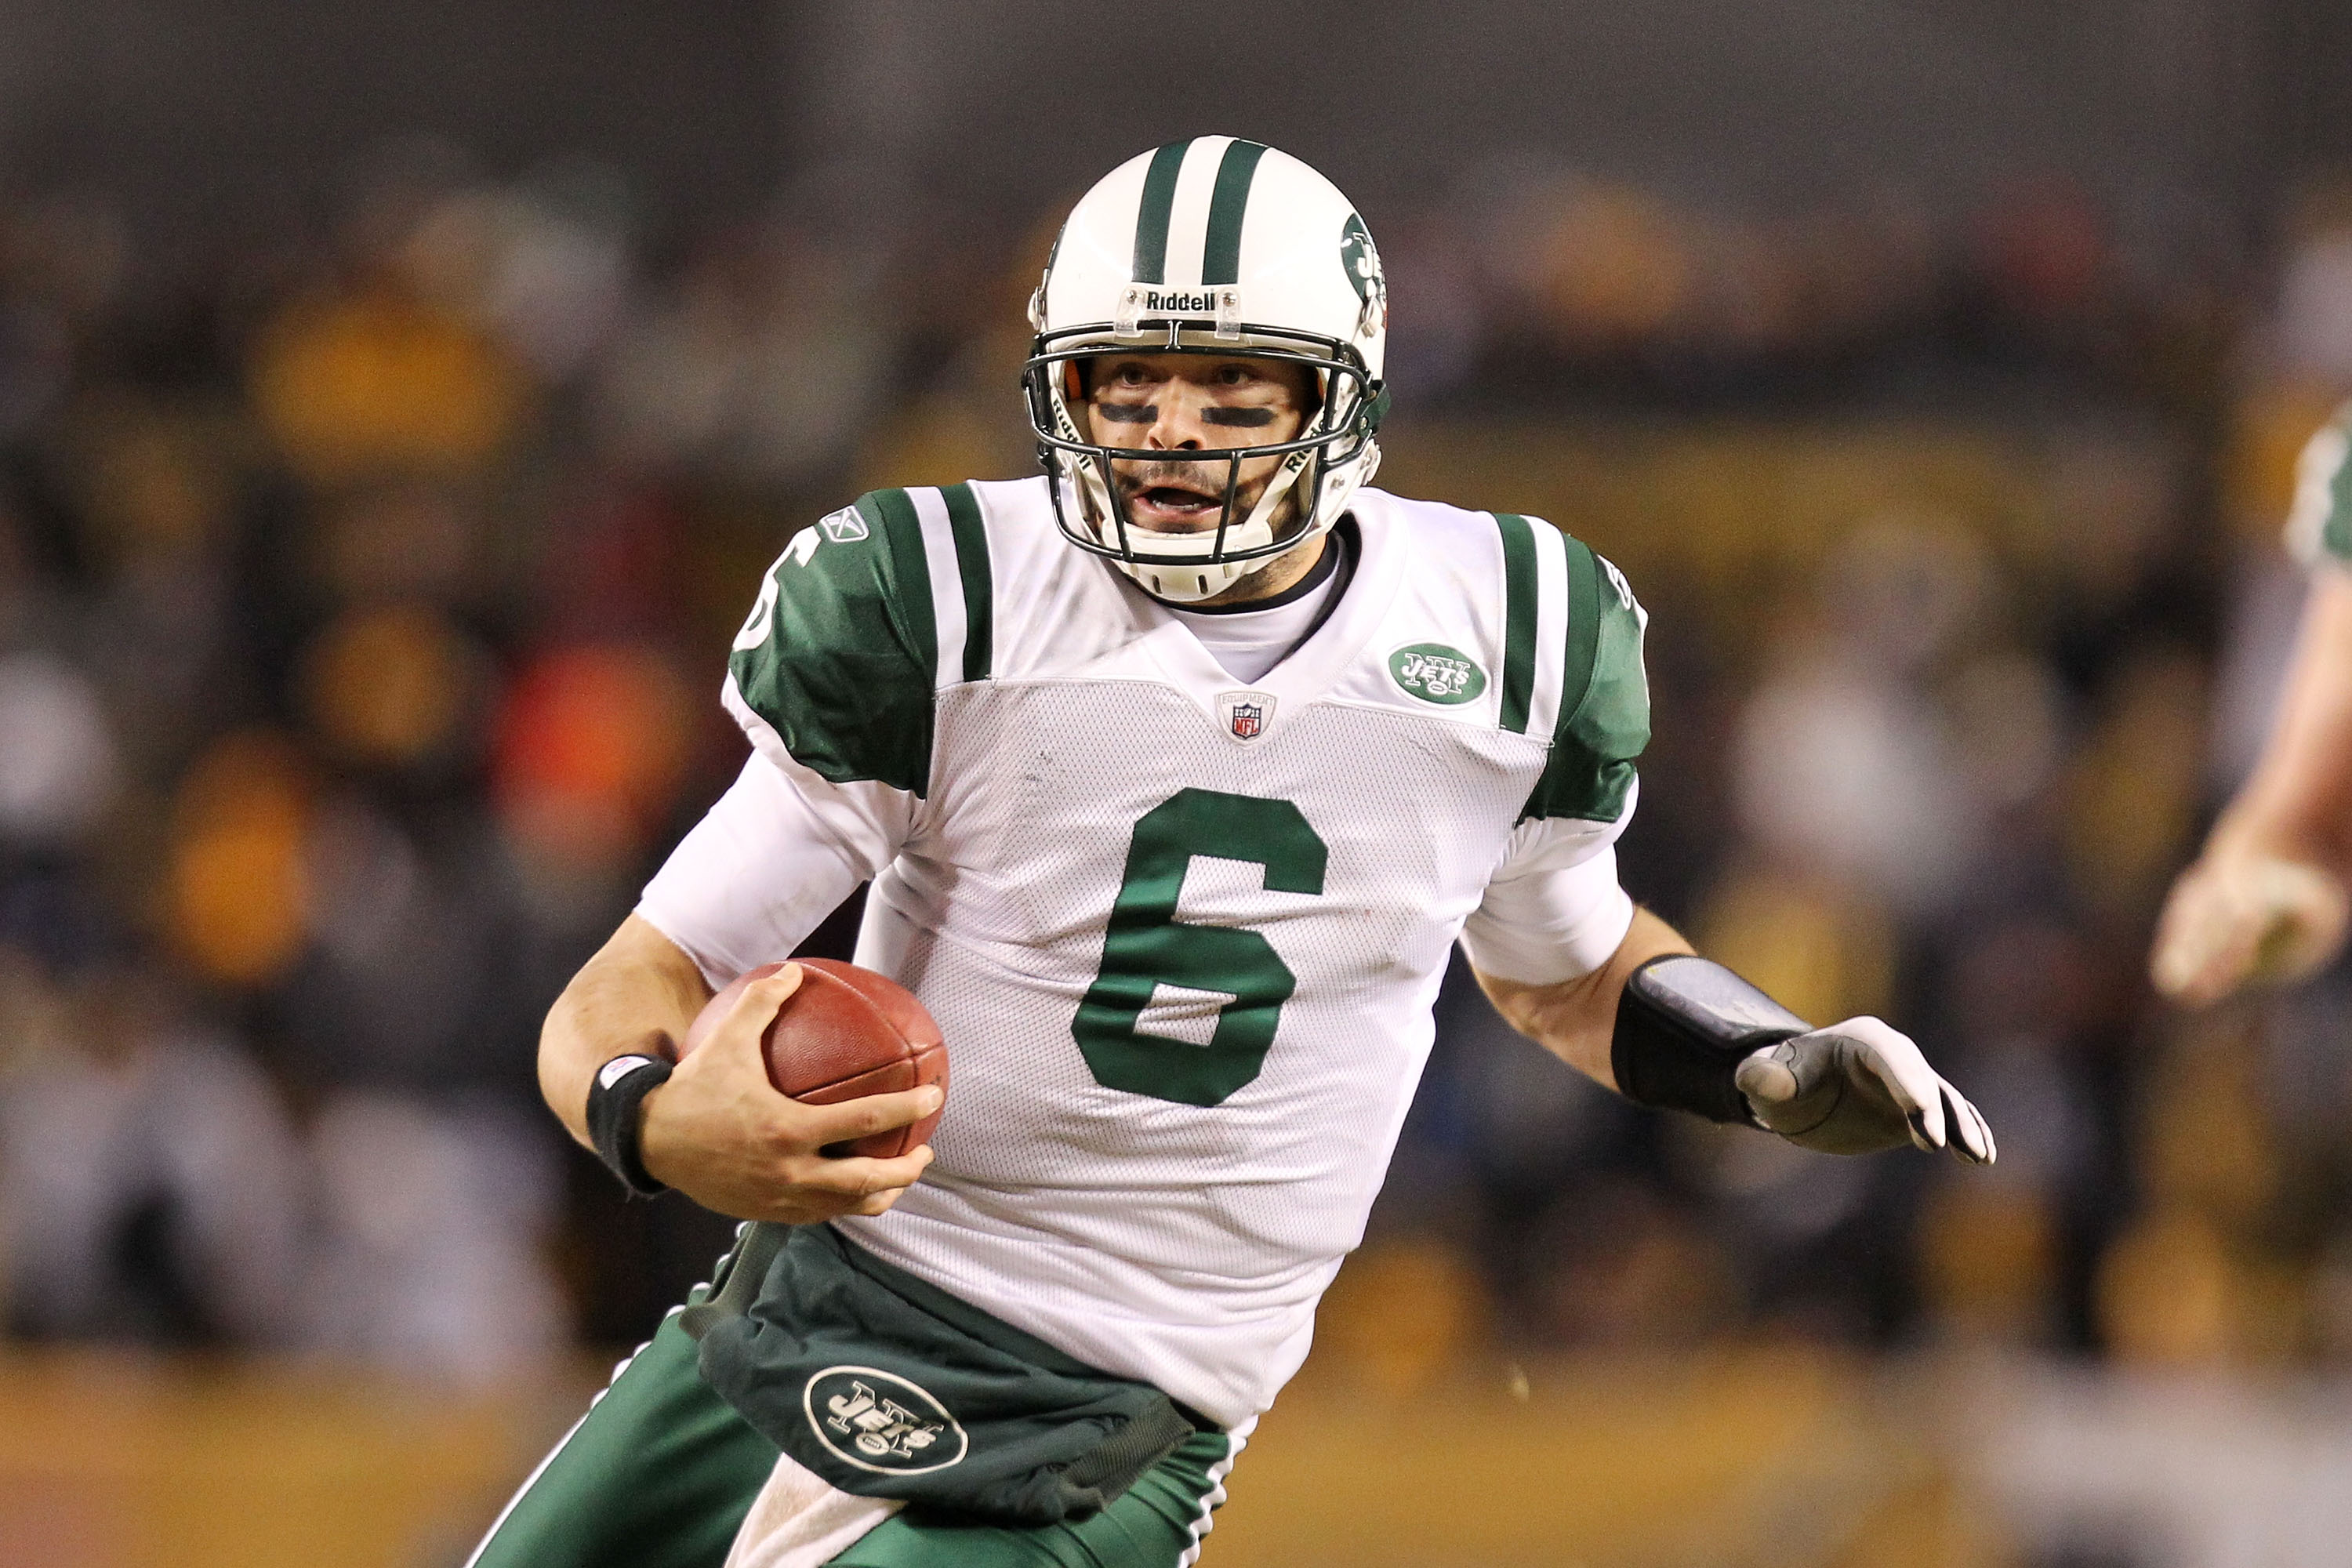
[680,959,948,1158]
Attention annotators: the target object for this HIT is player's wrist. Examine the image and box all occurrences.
[586,1040,677,1198]
[2205,806,2350,877]
[1609,954,1808,1127]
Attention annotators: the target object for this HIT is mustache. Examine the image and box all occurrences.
[1111,459,1241,496]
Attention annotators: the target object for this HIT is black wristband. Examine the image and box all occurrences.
[586,1054,674,1198]
[1610,954,1810,1126]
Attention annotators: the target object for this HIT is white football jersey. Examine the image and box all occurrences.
[638,476,1649,1428]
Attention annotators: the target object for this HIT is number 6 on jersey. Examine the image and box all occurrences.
[1071,788,1328,1106]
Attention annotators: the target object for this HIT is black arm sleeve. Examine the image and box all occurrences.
[1610,954,1811,1125]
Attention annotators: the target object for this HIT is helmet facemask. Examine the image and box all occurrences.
[1022,325,1381,603]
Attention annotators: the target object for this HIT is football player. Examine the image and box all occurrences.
[470,140,1993,1568]
[2151,409,2352,1005]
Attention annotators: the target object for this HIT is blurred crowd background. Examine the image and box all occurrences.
[7,2,2352,1564]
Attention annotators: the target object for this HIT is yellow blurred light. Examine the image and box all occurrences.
[2097,1209,2239,1367]
[165,733,312,986]
[1918,1181,2056,1345]
[1694,869,1894,1026]
[251,287,528,483]
[299,603,472,768]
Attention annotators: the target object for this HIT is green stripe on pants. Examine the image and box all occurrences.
[466,1280,1233,1568]
[466,1305,779,1568]
[826,1428,1233,1568]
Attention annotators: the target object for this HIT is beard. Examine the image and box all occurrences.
[1108,456,1290,535]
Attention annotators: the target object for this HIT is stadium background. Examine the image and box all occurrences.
[4,1,2352,1563]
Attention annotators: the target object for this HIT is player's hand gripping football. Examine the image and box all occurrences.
[2149,848,2351,1007]
[1733,1016,1995,1163]
[638,966,938,1225]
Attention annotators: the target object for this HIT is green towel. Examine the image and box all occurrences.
[688,1223,1201,1528]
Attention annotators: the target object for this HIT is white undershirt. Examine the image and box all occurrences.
[1162,564,1345,684]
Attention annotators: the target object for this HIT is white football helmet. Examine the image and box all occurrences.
[1022,137,1388,602]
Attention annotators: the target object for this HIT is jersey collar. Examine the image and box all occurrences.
[1122,491,1406,737]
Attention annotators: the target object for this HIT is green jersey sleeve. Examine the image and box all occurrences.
[726,488,945,797]
[1519,538,1651,823]
[2287,405,2352,570]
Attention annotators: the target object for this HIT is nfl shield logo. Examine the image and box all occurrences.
[1216,690,1275,742]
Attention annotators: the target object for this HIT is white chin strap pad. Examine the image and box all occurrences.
[1095,453,1316,603]
[1127,554,1264,603]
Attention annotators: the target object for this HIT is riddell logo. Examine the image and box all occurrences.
[1115,284,1240,337]
[1140,289,1218,313]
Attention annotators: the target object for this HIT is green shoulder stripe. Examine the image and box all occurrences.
[1521,538,1651,824]
[727,489,941,796]
[942,482,993,681]
[1493,513,1540,734]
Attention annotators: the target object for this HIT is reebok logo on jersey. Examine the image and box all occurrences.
[1388,644,1486,706]
[804,1367,967,1474]
[779,508,868,572]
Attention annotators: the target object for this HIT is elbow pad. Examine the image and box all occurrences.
[1610,954,1811,1125]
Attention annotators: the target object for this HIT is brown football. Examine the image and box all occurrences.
[679,959,947,1158]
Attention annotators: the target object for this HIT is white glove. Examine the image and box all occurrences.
[1733,1016,1995,1163]
[2150,850,2350,1007]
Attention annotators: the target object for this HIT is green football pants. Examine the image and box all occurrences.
[465,1303,1236,1568]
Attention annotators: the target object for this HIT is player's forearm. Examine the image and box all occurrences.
[1473,906,1694,1090]
[539,914,716,1148]
[2213,570,2352,872]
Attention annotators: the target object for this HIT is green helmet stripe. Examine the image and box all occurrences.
[1494,513,1540,734]
[1201,139,1269,286]
[1131,140,1192,284]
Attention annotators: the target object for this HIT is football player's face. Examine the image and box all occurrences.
[1080,354,1316,535]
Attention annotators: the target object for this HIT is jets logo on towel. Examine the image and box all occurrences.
[804,1367,969,1474]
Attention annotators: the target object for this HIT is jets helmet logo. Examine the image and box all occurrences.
[804,1367,967,1475]
[1341,212,1387,333]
